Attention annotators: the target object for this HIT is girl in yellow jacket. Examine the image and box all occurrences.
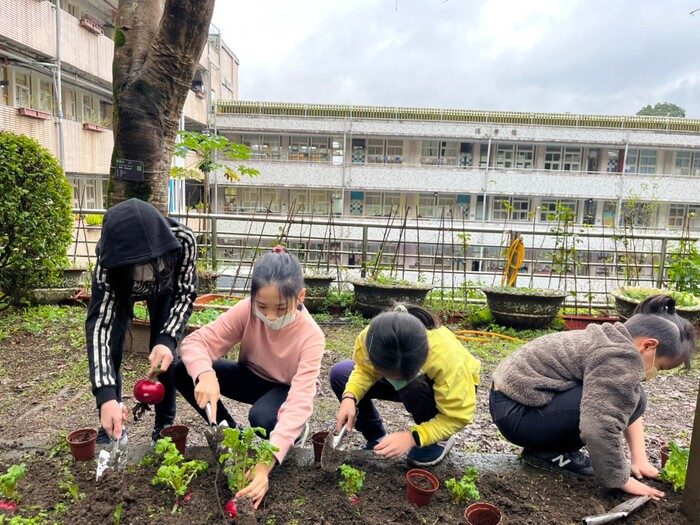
[331,303,481,467]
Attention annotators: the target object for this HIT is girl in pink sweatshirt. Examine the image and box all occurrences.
[174,247,325,508]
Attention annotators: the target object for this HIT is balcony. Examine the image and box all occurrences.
[4,1,113,83]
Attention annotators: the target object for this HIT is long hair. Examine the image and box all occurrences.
[365,303,439,378]
[625,294,697,369]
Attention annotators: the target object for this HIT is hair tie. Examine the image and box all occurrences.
[394,304,408,313]
[272,245,286,254]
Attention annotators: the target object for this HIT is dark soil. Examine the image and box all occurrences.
[0,306,697,524]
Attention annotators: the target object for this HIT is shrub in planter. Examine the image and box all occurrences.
[0,131,73,309]
[611,287,700,324]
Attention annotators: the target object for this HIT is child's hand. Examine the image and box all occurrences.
[631,459,659,480]
[336,398,356,432]
[373,431,415,459]
[621,477,665,500]
[194,371,220,421]
[148,344,172,376]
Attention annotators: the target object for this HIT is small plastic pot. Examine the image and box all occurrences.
[160,425,189,454]
[660,445,669,468]
[311,431,329,463]
[66,428,98,461]
[405,468,439,507]
[464,502,503,525]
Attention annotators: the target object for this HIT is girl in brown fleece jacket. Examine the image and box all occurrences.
[489,295,695,500]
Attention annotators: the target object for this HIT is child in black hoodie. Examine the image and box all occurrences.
[86,199,198,444]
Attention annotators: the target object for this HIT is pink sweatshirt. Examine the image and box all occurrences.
[180,297,325,463]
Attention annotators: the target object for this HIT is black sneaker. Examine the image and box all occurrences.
[521,448,595,479]
[152,423,172,444]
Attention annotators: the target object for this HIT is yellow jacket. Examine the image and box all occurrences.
[344,325,481,447]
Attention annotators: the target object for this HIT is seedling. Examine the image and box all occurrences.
[151,437,208,513]
[338,464,365,504]
[0,463,26,507]
[218,426,279,518]
[445,466,480,505]
[659,440,689,492]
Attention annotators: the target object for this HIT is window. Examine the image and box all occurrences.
[289,190,330,214]
[238,188,279,212]
[241,134,281,160]
[496,145,533,169]
[421,140,458,165]
[289,136,309,161]
[674,151,700,176]
[621,201,657,227]
[68,177,99,209]
[539,200,578,222]
[417,193,454,218]
[82,94,94,121]
[625,149,656,175]
[351,139,365,163]
[38,80,53,113]
[545,146,581,171]
[15,72,30,107]
[369,139,403,164]
[668,205,700,228]
[491,197,531,222]
[364,192,400,217]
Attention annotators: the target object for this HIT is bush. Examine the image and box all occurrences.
[0,132,73,309]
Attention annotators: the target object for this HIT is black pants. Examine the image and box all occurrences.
[174,360,289,438]
[488,385,647,452]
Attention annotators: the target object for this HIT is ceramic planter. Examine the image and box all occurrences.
[405,468,439,507]
[351,279,433,318]
[610,287,700,324]
[560,313,620,330]
[66,428,98,461]
[303,275,335,313]
[481,286,568,329]
[160,425,189,454]
[464,502,503,525]
[311,431,329,463]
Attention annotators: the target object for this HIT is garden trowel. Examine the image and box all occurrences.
[581,495,650,524]
[204,402,229,453]
[320,423,348,472]
[96,434,127,481]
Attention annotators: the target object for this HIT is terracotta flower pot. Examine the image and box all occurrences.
[464,502,503,525]
[311,431,329,463]
[660,445,669,469]
[405,468,439,507]
[160,425,189,454]
[66,428,98,461]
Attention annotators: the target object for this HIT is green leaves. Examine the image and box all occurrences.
[338,464,365,498]
[0,463,26,502]
[659,441,689,492]
[151,438,208,509]
[0,132,73,310]
[219,427,279,494]
[445,466,480,505]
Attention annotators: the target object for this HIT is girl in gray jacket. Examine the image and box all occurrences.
[489,295,695,500]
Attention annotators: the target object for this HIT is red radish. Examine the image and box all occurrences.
[0,500,17,511]
[225,498,238,519]
[133,378,165,404]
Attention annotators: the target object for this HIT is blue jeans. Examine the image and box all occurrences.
[329,360,438,442]
[489,385,647,452]
[174,360,289,438]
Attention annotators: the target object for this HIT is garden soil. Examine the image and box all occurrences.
[0,314,697,524]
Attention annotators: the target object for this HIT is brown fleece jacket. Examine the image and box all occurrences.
[492,323,645,488]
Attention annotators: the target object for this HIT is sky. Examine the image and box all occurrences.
[212,0,700,118]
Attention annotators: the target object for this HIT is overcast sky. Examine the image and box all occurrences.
[212,0,700,118]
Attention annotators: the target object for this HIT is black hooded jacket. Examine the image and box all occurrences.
[86,199,198,408]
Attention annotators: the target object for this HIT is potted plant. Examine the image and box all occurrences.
[482,232,567,329]
[66,428,98,461]
[610,287,700,324]
[351,273,433,318]
[79,15,104,35]
[303,270,335,314]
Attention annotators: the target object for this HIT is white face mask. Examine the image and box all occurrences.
[254,306,296,330]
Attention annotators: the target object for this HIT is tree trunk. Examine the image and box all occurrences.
[110,0,215,213]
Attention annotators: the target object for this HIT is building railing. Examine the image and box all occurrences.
[217,101,700,133]
[70,209,698,307]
